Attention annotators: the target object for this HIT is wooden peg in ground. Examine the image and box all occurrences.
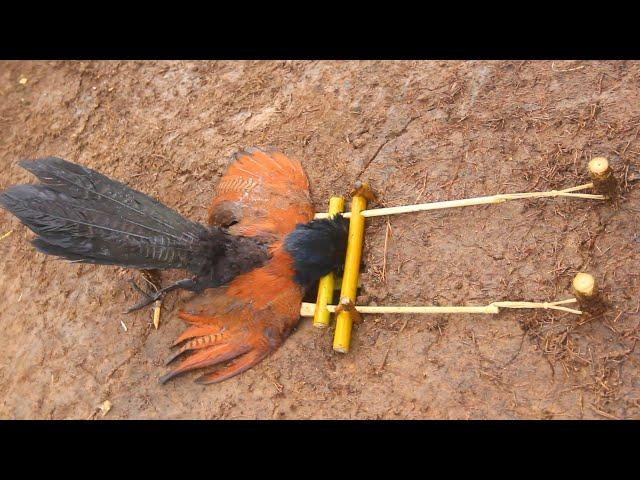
[588,157,618,199]
[572,272,606,314]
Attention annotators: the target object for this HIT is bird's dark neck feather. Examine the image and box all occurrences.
[283,215,349,288]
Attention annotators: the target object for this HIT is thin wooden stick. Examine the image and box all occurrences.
[314,183,605,219]
[300,298,581,317]
[381,218,391,282]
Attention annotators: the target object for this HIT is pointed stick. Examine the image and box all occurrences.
[153,300,162,330]
[314,183,605,219]
[301,298,582,317]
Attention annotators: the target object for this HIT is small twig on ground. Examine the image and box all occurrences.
[87,400,112,419]
[551,62,585,73]
[590,404,622,420]
[381,219,392,283]
[415,173,428,203]
[377,318,409,374]
[141,269,163,329]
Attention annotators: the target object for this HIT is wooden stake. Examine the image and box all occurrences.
[572,272,604,313]
[313,196,345,328]
[588,157,618,199]
[314,183,606,219]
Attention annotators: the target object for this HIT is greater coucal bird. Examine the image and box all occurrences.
[0,148,349,384]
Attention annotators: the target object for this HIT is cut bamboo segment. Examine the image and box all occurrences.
[313,196,345,328]
[314,183,606,219]
[588,157,618,199]
[301,298,582,317]
[572,272,597,298]
[333,185,369,353]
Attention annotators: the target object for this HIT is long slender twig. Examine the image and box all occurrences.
[314,183,605,219]
[301,298,582,317]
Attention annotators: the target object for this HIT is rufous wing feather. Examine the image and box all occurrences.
[162,148,313,384]
[207,147,314,239]
[161,246,304,384]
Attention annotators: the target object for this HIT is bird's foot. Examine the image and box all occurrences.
[125,279,165,313]
[124,276,202,314]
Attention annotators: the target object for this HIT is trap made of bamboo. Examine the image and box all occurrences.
[333,186,369,353]
[313,196,345,328]
[314,183,606,220]
[301,298,582,317]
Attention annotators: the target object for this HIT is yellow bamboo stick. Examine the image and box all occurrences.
[153,300,162,330]
[313,196,345,328]
[301,298,581,317]
[333,191,368,353]
[313,183,605,219]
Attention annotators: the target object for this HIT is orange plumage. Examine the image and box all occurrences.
[0,147,349,385]
[159,149,315,384]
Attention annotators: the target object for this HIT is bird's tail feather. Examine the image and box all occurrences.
[0,157,219,272]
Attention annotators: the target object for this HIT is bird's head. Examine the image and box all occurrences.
[283,214,350,288]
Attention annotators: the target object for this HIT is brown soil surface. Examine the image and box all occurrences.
[1,60,639,419]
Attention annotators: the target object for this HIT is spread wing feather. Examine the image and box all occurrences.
[161,247,304,384]
[207,147,314,239]
[162,148,314,384]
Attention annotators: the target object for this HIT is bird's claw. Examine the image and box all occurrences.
[124,278,162,313]
[124,275,199,315]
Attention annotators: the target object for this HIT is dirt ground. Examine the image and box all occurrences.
[0,60,639,419]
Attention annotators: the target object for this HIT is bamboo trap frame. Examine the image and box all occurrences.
[314,183,606,219]
[315,158,617,353]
